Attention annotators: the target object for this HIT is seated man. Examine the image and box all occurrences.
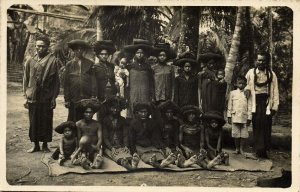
[102,97,140,170]
[129,103,176,168]
[71,99,103,169]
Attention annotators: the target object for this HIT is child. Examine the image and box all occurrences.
[129,102,176,168]
[173,53,198,108]
[177,105,207,168]
[102,97,140,170]
[202,111,226,159]
[157,100,181,157]
[52,121,77,166]
[71,99,103,169]
[227,76,251,155]
[114,57,129,98]
[216,69,226,83]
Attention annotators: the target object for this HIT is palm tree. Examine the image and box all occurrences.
[224,7,245,84]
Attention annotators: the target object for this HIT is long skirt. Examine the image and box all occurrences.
[252,94,273,154]
[28,102,53,142]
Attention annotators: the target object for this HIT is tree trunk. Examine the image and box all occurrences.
[268,7,273,69]
[246,7,255,68]
[178,6,199,55]
[224,7,245,84]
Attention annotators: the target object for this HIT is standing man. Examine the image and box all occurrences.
[64,39,96,122]
[23,35,61,153]
[245,51,279,158]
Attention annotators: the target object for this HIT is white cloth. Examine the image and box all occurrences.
[245,68,279,114]
[227,89,252,123]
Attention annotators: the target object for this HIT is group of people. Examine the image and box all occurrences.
[22,35,279,170]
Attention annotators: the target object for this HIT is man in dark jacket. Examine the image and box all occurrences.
[64,39,97,122]
[23,35,61,153]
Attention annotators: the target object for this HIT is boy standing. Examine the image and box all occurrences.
[227,76,252,155]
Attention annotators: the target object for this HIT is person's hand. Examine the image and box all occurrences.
[91,144,99,151]
[228,117,232,124]
[23,99,29,109]
[244,90,251,99]
[64,102,70,108]
[247,120,251,126]
[51,99,56,109]
[271,110,277,116]
[184,147,194,157]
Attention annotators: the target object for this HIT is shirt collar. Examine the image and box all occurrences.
[255,68,267,74]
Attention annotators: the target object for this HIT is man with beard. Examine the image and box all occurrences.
[23,35,61,153]
[244,51,279,158]
[123,39,155,117]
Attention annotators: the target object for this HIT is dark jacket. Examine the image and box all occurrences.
[64,57,96,103]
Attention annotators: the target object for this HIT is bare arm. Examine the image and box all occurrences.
[200,124,205,149]
[216,129,223,153]
[205,128,215,151]
[59,137,65,155]
[102,120,113,150]
[96,122,102,150]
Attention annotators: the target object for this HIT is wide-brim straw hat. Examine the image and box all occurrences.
[55,121,76,134]
[75,98,102,112]
[181,105,202,116]
[123,39,154,55]
[174,52,198,68]
[93,40,116,54]
[202,111,226,126]
[133,102,152,114]
[103,96,127,110]
[158,100,180,114]
[198,52,224,63]
[153,43,177,59]
[67,39,91,50]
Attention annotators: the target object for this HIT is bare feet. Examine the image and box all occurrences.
[42,143,50,153]
[183,155,198,167]
[233,149,240,154]
[149,154,160,168]
[58,156,65,166]
[160,153,176,168]
[175,154,186,168]
[27,146,40,153]
[91,154,103,169]
[120,158,133,170]
[81,156,92,170]
[131,153,140,169]
[240,149,245,156]
[207,155,222,169]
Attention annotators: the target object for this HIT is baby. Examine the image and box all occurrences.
[114,57,129,98]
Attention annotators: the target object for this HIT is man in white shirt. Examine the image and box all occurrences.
[244,51,279,158]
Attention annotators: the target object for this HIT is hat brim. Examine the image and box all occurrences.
[202,113,226,125]
[55,121,76,134]
[198,53,224,63]
[75,98,102,112]
[158,101,180,114]
[67,41,91,50]
[174,58,198,68]
[123,44,153,55]
[94,45,116,54]
[153,48,177,59]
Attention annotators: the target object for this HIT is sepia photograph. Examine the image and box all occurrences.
[2,1,298,190]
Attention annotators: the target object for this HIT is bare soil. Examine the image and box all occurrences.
[6,82,291,187]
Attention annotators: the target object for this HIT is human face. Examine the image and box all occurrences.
[210,120,219,128]
[256,55,267,70]
[98,49,109,62]
[110,106,120,116]
[135,49,145,60]
[119,58,127,68]
[207,60,215,70]
[187,112,196,123]
[236,80,246,90]
[84,107,94,121]
[36,40,49,57]
[217,71,225,80]
[165,109,174,120]
[63,127,73,138]
[183,62,192,73]
[73,48,84,58]
[158,51,167,63]
[137,108,149,120]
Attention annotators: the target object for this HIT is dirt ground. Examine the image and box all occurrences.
[6,82,292,187]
